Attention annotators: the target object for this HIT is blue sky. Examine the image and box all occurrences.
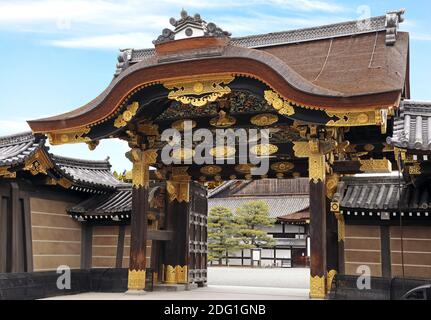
[0,0,430,172]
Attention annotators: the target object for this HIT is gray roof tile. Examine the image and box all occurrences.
[387,100,431,151]
[208,196,309,218]
[51,154,126,190]
[337,176,431,211]
[0,132,44,167]
[67,185,160,216]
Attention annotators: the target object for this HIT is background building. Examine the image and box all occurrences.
[208,179,310,267]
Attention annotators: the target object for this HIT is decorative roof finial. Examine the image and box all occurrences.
[385,9,405,45]
[153,9,231,45]
[180,8,188,19]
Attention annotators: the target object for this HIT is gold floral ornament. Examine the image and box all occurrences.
[164,75,234,107]
[271,162,294,173]
[200,165,222,176]
[171,148,195,161]
[235,164,255,174]
[210,111,236,128]
[264,90,295,116]
[209,146,236,158]
[114,102,139,128]
[250,113,279,126]
[250,144,278,156]
[171,119,196,131]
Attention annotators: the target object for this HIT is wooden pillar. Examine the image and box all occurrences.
[326,175,339,294]
[164,167,190,285]
[326,203,338,293]
[308,151,327,299]
[330,191,345,275]
[164,198,177,284]
[126,148,150,293]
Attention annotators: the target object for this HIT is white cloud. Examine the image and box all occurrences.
[264,0,344,12]
[0,120,31,136]
[0,0,345,31]
[49,32,154,49]
[0,0,348,49]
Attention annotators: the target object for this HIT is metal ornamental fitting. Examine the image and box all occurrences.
[128,269,146,290]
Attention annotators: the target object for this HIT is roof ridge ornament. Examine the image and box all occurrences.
[153,9,231,45]
[385,9,405,45]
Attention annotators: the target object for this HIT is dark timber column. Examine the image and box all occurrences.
[126,147,151,293]
[294,138,328,299]
[325,175,339,294]
[165,167,190,285]
[308,140,327,299]
[330,186,345,275]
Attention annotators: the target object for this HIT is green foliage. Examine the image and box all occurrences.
[235,201,276,248]
[207,206,242,263]
[207,201,276,265]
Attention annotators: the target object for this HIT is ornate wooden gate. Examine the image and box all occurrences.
[188,182,208,287]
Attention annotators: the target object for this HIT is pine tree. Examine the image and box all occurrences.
[235,200,276,248]
[208,206,242,265]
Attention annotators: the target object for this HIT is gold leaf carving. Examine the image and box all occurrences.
[359,159,392,173]
[209,111,236,128]
[271,162,294,173]
[250,113,279,126]
[48,127,91,145]
[114,102,139,128]
[264,90,295,116]
[164,75,234,107]
[309,154,325,184]
[200,165,222,176]
[250,144,278,156]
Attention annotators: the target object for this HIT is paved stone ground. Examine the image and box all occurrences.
[45,285,309,300]
[208,267,310,289]
[44,267,310,300]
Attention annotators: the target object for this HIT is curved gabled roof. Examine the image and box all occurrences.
[0,132,45,167]
[50,154,127,190]
[0,132,126,191]
[27,11,409,134]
